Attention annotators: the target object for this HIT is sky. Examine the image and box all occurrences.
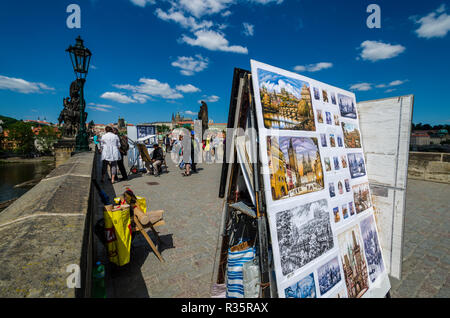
[0,0,449,126]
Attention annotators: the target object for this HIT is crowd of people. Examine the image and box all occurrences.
[94,126,225,182]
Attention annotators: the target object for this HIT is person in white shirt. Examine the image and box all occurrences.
[100,126,121,184]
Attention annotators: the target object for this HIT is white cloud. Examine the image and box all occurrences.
[294,62,333,72]
[221,10,232,17]
[88,103,115,109]
[155,8,213,31]
[200,95,220,103]
[243,22,254,36]
[171,54,209,76]
[0,75,55,94]
[87,106,111,112]
[176,84,201,93]
[352,79,408,92]
[350,83,372,91]
[385,88,396,93]
[90,64,97,70]
[250,0,284,4]
[101,92,137,104]
[177,0,234,18]
[358,40,406,62]
[132,93,153,103]
[181,29,248,54]
[412,4,450,39]
[130,0,155,8]
[184,110,198,115]
[114,78,183,99]
[388,80,406,86]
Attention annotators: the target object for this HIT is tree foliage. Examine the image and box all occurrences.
[35,126,59,154]
[7,121,35,154]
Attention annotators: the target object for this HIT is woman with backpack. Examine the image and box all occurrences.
[113,127,129,181]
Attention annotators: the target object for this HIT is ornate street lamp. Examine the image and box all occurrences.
[66,36,92,151]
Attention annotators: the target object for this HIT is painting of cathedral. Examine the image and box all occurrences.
[352,182,372,214]
[348,153,366,179]
[284,272,316,298]
[258,69,315,130]
[267,136,324,201]
[360,215,385,283]
[317,256,342,296]
[342,122,362,148]
[337,225,369,298]
[276,199,334,276]
[338,93,357,119]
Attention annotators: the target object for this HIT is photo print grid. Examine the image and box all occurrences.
[250,60,388,298]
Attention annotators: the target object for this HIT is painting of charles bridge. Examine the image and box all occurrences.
[257,69,315,130]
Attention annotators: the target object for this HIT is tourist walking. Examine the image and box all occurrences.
[113,127,129,181]
[164,134,171,152]
[212,134,220,162]
[100,126,121,184]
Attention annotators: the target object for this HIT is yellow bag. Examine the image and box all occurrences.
[114,195,147,213]
[103,204,132,266]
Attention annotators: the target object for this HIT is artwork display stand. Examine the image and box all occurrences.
[214,68,272,297]
[214,64,396,298]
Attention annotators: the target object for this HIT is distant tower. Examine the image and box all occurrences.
[287,138,300,186]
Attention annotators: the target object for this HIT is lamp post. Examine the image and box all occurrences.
[66,36,92,152]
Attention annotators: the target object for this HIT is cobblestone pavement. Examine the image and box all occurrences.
[389,179,450,298]
[108,156,223,297]
[105,154,449,298]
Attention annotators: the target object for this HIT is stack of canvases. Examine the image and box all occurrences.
[250,60,391,298]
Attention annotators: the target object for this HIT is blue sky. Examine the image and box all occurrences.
[0,0,449,125]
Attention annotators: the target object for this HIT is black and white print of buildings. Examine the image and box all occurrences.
[276,198,334,276]
[348,153,366,179]
[338,93,357,119]
[360,215,385,282]
[317,256,342,296]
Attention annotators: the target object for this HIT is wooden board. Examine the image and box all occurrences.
[357,95,414,280]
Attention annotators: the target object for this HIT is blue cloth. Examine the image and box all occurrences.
[226,245,255,298]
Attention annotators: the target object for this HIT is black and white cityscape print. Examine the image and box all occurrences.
[360,215,385,282]
[348,153,366,179]
[276,199,334,276]
[338,93,357,119]
[317,256,342,296]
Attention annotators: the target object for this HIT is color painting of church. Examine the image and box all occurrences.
[342,122,362,148]
[337,226,369,298]
[257,69,315,130]
[267,136,324,200]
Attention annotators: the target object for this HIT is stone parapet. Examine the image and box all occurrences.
[408,152,450,184]
[0,151,97,297]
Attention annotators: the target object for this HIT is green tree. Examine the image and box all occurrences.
[7,121,35,155]
[36,126,59,154]
[157,124,171,133]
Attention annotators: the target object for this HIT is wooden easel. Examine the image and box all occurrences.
[132,213,165,263]
[214,68,272,297]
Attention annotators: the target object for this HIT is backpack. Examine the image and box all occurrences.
[119,135,129,154]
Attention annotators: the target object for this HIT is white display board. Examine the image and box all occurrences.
[250,60,390,298]
[357,95,413,280]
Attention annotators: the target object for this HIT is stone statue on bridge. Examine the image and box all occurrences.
[58,79,87,138]
[198,100,208,138]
